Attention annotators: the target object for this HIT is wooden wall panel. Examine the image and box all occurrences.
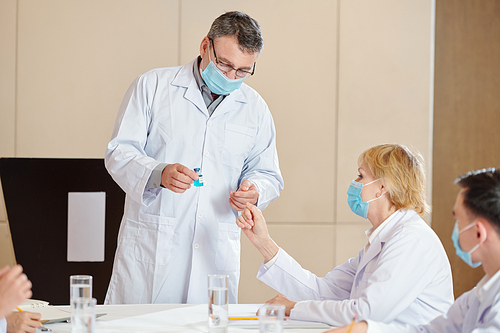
[433,0,500,297]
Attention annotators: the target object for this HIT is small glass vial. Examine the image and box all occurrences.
[194,168,204,187]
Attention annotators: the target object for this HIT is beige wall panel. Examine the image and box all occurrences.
[180,0,338,223]
[0,0,16,157]
[6,0,437,305]
[0,223,16,268]
[239,224,335,303]
[336,1,434,225]
[335,223,370,264]
[16,0,179,158]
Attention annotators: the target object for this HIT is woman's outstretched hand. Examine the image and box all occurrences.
[236,202,279,262]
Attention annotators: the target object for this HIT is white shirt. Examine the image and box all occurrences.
[257,209,454,326]
[0,317,6,333]
[364,210,397,253]
[367,269,500,332]
[104,58,284,305]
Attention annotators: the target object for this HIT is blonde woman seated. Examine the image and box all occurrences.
[236,144,454,327]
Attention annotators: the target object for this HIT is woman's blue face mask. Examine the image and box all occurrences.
[451,220,482,268]
[347,179,384,219]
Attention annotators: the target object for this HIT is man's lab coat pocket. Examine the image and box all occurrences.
[133,212,176,266]
[215,221,241,271]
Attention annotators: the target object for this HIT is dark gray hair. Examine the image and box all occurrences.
[207,11,263,53]
[455,167,500,234]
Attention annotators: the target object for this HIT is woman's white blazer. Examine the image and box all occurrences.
[258,209,454,326]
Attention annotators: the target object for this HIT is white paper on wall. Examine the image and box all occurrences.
[67,192,106,262]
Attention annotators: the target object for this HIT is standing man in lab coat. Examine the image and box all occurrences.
[328,167,500,333]
[104,11,283,304]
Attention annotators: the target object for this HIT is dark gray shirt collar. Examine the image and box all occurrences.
[193,56,225,114]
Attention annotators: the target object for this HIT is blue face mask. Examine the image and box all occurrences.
[347,179,383,219]
[451,220,482,268]
[201,48,246,96]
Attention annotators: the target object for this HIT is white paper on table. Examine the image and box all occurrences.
[17,299,70,323]
[67,192,106,262]
[98,304,207,329]
[228,304,332,329]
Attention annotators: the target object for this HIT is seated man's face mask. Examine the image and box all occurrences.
[451,221,483,268]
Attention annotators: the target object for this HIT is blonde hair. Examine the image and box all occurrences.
[358,144,429,216]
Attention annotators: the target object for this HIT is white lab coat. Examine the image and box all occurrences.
[366,269,500,332]
[257,209,454,326]
[105,58,283,304]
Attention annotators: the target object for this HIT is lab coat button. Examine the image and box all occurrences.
[198,213,203,218]
[204,151,209,156]
[194,243,200,249]
[207,121,212,126]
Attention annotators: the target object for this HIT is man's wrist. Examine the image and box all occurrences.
[147,163,168,189]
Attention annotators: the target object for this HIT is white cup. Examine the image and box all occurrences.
[71,297,96,333]
[208,275,229,333]
[258,304,285,333]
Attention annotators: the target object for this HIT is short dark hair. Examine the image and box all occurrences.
[455,168,500,234]
[207,11,263,53]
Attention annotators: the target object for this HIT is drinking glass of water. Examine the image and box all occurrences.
[71,297,96,333]
[207,274,228,333]
[258,304,285,333]
[70,275,92,302]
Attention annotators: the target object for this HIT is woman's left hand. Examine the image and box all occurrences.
[260,294,297,317]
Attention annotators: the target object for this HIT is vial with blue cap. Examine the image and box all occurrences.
[194,168,204,187]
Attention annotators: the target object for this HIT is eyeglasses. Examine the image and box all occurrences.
[209,39,256,79]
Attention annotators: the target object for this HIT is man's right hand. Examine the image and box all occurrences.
[160,163,198,193]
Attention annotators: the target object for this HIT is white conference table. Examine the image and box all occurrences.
[44,303,333,333]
